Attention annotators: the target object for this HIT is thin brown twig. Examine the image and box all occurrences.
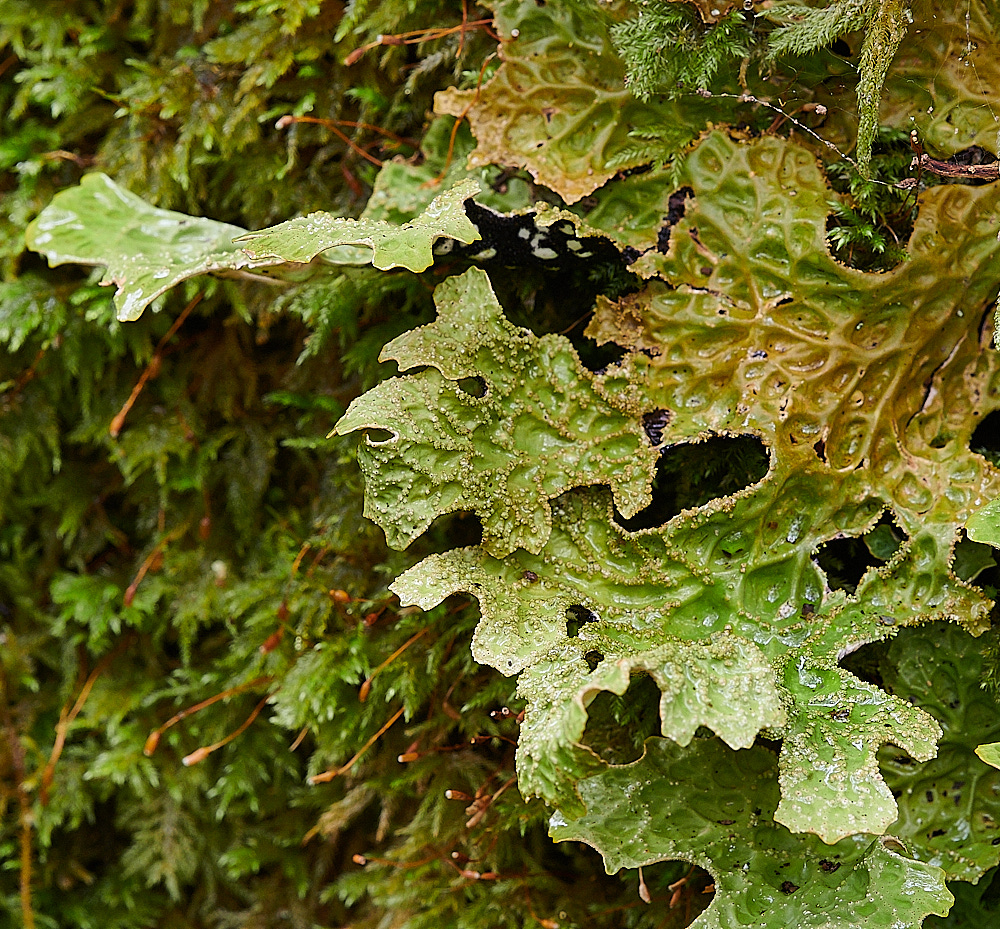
[911,152,1000,181]
[110,292,203,437]
[275,114,384,166]
[308,705,405,784]
[0,652,36,929]
[182,694,273,766]
[143,674,274,755]
[558,310,592,336]
[305,544,331,575]
[276,114,416,148]
[359,628,427,702]
[343,18,498,66]
[457,0,470,57]
[465,773,517,828]
[0,54,18,81]
[431,53,496,186]
[351,847,448,868]
[369,19,496,42]
[40,636,133,804]
[289,725,310,752]
[123,521,190,607]
[40,149,94,167]
[3,341,53,403]
[290,542,311,576]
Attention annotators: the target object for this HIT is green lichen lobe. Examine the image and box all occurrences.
[551,737,953,929]
[335,268,658,556]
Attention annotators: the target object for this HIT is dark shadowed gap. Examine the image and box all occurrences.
[584,649,605,672]
[974,865,1000,914]
[456,375,487,398]
[414,511,483,558]
[923,865,1000,926]
[581,673,662,765]
[837,637,891,689]
[952,528,999,597]
[627,860,715,916]
[824,129,915,273]
[657,186,695,253]
[443,207,643,373]
[578,342,630,374]
[534,841,713,920]
[813,511,906,594]
[641,408,671,446]
[477,266,638,372]
[825,210,911,273]
[972,409,1000,467]
[615,434,769,531]
[566,604,598,638]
